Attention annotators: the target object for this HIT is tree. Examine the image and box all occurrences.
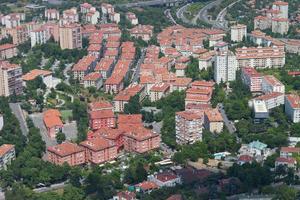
[56,131,66,144]
[185,56,200,80]
[124,94,141,114]
[62,185,85,200]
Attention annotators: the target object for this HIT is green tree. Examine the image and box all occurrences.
[56,131,66,144]
[124,94,141,114]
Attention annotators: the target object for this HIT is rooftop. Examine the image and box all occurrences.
[47,142,84,157]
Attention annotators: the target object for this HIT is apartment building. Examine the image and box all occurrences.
[241,67,262,92]
[113,84,145,112]
[80,137,118,164]
[236,46,285,68]
[230,24,247,42]
[204,109,224,133]
[47,142,85,166]
[59,23,82,50]
[0,43,18,60]
[0,61,23,97]
[198,51,215,70]
[72,55,97,81]
[88,100,114,112]
[61,8,79,25]
[272,1,289,19]
[214,50,237,84]
[89,109,116,130]
[0,144,15,170]
[129,25,154,42]
[280,147,300,158]
[123,127,161,154]
[94,58,115,79]
[45,9,60,21]
[262,75,285,94]
[175,111,203,145]
[1,13,25,28]
[43,109,63,139]
[149,83,170,102]
[272,18,289,35]
[185,87,212,105]
[30,27,50,47]
[126,12,138,25]
[285,94,300,123]
[253,92,284,110]
[254,16,271,30]
[83,72,103,89]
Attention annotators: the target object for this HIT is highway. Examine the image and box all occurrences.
[176,3,192,24]
[164,9,177,25]
[118,0,185,8]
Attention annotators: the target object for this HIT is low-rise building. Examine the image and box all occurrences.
[275,157,296,169]
[72,55,97,81]
[285,94,300,123]
[0,144,15,170]
[175,111,203,145]
[126,12,138,25]
[83,72,103,89]
[204,109,223,133]
[123,127,160,154]
[89,109,116,130]
[129,25,154,42]
[148,171,181,187]
[252,100,269,119]
[80,137,118,164]
[113,191,137,200]
[0,43,18,60]
[43,109,63,139]
[22,69,54,88]
[238,140,272,161]
[262,75,285,94]
[94,58,115,80]
[280,147,300,158]
[47,142,85,166]
[149,83,170,102]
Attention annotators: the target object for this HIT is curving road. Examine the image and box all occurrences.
[118,0,186,8]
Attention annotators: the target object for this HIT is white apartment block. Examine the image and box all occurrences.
[45,9,60,21]
[272,18,289,35]
[0,61,23,97]
[231,24,247,42]
[175,111,203,145]
[285,94,300,123]
[236,46,285,68]
[241,67,262,92]
[214,50,237,84]
[262,75,285,94]
[252,92,284,110]
[85,11,100,24]
[272,1,289,19]
[30,28,50,47]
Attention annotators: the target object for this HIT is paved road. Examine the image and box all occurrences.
[33,182,66,193]
[198,0,223,26]
[176,3,192,24]
[30,113,57,148]
[9,103,28,136]
[214,0,242,29]
[63,63,73,85]
[131,48,146,83]
[0,191,4,200]
[164,9,177,25]
[217,103,236,134]
[118,0,185,8]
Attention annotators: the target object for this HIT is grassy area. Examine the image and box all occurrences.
[60,110,73,121]
[184,2,204,20]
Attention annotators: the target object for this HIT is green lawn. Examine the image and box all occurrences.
[60,110,73,121]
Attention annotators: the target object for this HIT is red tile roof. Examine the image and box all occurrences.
[89,109,115,119]
[0,144,14,157]
[83,72,102,81]
[80,137,115,151]
[47,142,84,157]
[43,109,63,128]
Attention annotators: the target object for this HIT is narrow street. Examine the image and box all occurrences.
[131,48,146,83]
[9,103,28,136]
[217,103,237,134]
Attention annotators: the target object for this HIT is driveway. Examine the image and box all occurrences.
[9,103,28,136]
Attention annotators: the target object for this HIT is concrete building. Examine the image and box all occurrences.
[272,1,289,19]
[59,23,82,50]
[126,12,138,25]
[204,109,224,133]
[129,25,154,42]
[0,114,3,131]
[262,75,285,94]
[123,127,161,154]
[236,46,285,68]
[47,142,85,166]
[148,171,181,187]
[252,92,284,110]
[109,12,120,24]
[94,58,115,79]
[61,8,79,25]
[254,16,271,30]
[72,55,97,81]
[30,27,50,47]
[238,140,271,160]
[80,137,118,164]
[241,67,262,92]
[175,111,203,145]
[0,43,18,60]
[89,109,116,130]
[285,94,300,123]
[280,147,300,158]
[272,18,289,35]
[214,50,237,84]
[149,83,170,102]
[22,69,54,88]
[252,100,269,119]
[45,9,60,21]
[230,24,247,42]
[83,72,103,89]
[0,61,23,97]
[0,144,15,170]
[43,109,63,139]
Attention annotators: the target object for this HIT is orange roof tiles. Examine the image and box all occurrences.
[95,58,114,71]
[281,147,300,153]
[176,110,203,121]
[136,181,159,191]
[83,72,102,81]
[89,101,113,111]
[22,69,52,81]
[124,127,159,141]
[0,144,14,157]
[90,109,115,119]
[114,84,144,101]
[72,55,97,72]
[286,94,300,109]
[43,109,63,128]
[205,109,223,122]
[150,83,170,92]
[0,43,16,51]
[118,114,142,125]
[80,137,115,151]
[47,142,84,157]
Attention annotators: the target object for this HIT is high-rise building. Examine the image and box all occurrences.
[0,61,23,97]
[59,23,82,50]
[231,24,247,42]
[214,50,237,84]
